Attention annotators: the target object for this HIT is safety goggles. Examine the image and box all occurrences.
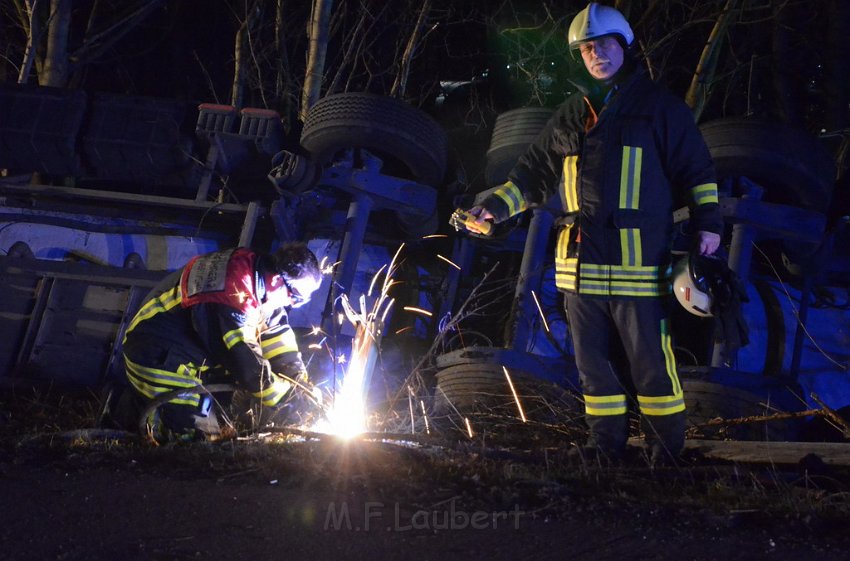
[281,277,307,308]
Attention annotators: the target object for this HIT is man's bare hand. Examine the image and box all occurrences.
[465,206,495,235]
[697,231,721,255]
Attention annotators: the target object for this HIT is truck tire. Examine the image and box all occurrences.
[683,380,798,441]
[484,107,554,187]
[300,92,448,187]
[433,361,580,422]
[699,118,836,212]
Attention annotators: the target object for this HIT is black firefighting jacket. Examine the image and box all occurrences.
[123,248,302,406]
[481,69,723,298]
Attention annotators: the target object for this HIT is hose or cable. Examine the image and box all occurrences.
[137,384,238,437]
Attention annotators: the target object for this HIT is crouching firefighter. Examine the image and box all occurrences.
[121,243,323,442]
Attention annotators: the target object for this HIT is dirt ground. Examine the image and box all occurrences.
[2,393,850,561]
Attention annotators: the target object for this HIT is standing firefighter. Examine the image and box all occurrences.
[122,243,322,442]
[463,3,722,464]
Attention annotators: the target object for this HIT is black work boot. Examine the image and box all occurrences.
[643,412,686,468]
[583,414,629,464]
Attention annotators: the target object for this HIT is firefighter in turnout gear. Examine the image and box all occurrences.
[121,243,322,442]
[463,3,722,464]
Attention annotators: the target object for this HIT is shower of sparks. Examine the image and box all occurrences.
[312,244,405,439]
[530,290,550,333]
[437,254,461,270]
[502,366,527,423]
[403,306,432,317]
[464,417,474,438]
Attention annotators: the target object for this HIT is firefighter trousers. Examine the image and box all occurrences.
[564,294,685,458]
[122,332,224,439]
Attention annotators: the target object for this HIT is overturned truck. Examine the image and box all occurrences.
[0,81,848,442]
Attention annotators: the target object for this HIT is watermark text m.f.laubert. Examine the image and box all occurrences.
[324,501,524,531]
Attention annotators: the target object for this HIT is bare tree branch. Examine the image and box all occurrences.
[231,1,263,109]
[325,6,369,95]
[301,0,334,121]
[274,0,297,127]
[390,0,432,98]
[685,0,738,120]
[16,0,41,83]
[70,0,166,66]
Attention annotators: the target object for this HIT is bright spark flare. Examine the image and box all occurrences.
[403,306,432,317]
[464,417,474,438]
[316,349,369,438]
[319,257,338,276]
[530,290,550,333]
[420,400,430,434]
[407,387,416,434]
[502,366,527,423]
[437,254,461,270]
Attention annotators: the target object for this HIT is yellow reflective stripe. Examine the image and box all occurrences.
[620,228,635,266]
[637,393,685,416]
[635,319,685,416]
[555,254,578,291]
[562,156,579,212]
[223,326,256,350]
[580,263,668,280]
[555,228,578,290]
[619,146,643,267]
[691,182,719,205]
[579,282,670,297]
[555,228,571,259]
[493,181,528,216]
[584,394,628,416]
[619,146,642,209]
[576,264,671,296]
[620,228,632,266]
[125,286,182,338]
[223,328,243,349]
[252,378,291,406]
[124,356,200,388]
[660,318,681,395]
[555,257,578,274]
[129,374,200,406]
[125,368,201,407]
[261,329,298,360]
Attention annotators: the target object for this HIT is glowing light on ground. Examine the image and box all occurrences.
[312,363,368,438]
[311,244,404,439]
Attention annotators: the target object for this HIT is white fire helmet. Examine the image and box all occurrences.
[672,254,715,317]
[568,3,635,50]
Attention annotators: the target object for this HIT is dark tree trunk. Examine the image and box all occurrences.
[823,0,850,133]
[42,0,70,87]
[770,1,808,127]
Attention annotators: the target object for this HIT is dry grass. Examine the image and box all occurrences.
[4,387,850,536]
